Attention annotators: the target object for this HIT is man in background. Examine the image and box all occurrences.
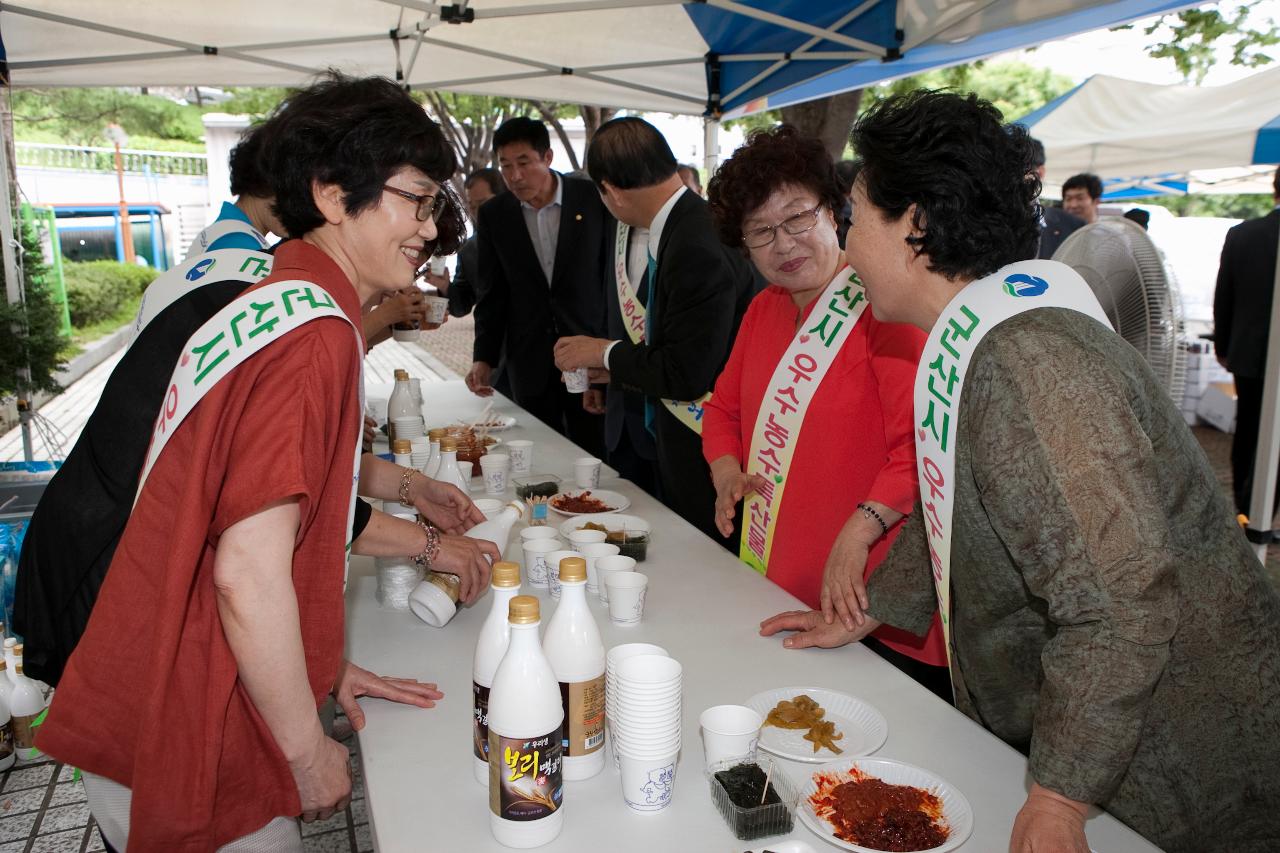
[467,117,608,454]
[1213,165,1280,514]
[1029,140,1085,259]
[677,163,703,197]
[555,117,760,539]
[1062,172,1103,225]
[427,168,505,319]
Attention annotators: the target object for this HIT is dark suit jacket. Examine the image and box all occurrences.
[1038,206,1085,259]
[1215,208,1280,379]
[605,227,657,461]
[608,191,762,535]
[446,235,478,317]
[473,174,610,402]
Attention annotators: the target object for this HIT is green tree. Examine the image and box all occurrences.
[1,218,67,398]
[1140,193,1275,220]
[12,88,204,147]
[1134,1,1279,83]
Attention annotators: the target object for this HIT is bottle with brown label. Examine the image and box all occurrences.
[542,556,606,780]
[488,596,564,848]
[8,643,44,761]
[472,561,522,784]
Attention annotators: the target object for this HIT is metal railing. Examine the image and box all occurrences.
[15,142,208,176]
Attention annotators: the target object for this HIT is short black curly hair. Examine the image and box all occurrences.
[850,90,1041,281]
[706,124,845,250]
[259,73,458,245]
[228,122,270,199]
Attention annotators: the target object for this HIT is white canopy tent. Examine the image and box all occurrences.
[1022,66,1280,196]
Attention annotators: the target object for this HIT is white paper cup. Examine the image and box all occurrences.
[606,572,648,625]
[519,526,560,544]
[506,439,533,473]
[577,542,620,592]
[392,326,420,342]
[699,705,762,770]
[567,528,607,548]
[573,456,602,489]
[595,555,637,604]
[473,498,504,520]
[563,367,590,393]
[618,753,678,812]
[521,538,561,588]
[424,295,449,325]
[546,549,581,601]
[479,453,510,496]
[607,643,668,670]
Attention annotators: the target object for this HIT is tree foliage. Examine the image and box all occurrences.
[1134,1,1279,83]
[0,218,66,398]
[1140,192,1276,220]
[11,88,205,147]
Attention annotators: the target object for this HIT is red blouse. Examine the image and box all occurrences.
[703,282,946,666]
[38,241,366,849]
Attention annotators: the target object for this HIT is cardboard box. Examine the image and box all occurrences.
[1196,381,1237,434]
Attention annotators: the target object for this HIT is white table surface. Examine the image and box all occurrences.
[348,380,1159,853]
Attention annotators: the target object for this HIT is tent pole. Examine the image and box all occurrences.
[0,102,33,463]
[1246,218,1280,563]
[702,117,720,177]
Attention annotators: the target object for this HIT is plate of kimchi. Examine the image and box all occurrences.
[547,489,630,516]
[798,758,972,852]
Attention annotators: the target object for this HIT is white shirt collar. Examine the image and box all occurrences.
[647,185,686,261]
[520,171,562,212]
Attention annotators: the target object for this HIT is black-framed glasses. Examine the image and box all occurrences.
[743,203,823,249]
[382,185,446,222]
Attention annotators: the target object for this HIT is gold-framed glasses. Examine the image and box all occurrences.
[743,203,823,249]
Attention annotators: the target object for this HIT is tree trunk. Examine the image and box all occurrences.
[780,89,863,161]
[581,106,618,144]
[528,101,580,170]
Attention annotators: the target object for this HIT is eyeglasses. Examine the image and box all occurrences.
[743,204,823,249]
[382,185,447,222]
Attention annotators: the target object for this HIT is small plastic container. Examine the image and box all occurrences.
[708,759,799,842]
[513,474,562,501]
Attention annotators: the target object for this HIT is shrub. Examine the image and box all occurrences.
[62,260,158,327]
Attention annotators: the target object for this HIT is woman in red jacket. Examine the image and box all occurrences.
[704,126,947,697]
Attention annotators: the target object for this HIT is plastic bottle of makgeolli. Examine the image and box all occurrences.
[472,561,522,784]
[542,556,606,780]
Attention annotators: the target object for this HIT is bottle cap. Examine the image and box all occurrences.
[492,561,521,588]
[439,436,458,452]
[13,643,22,655]
[558,556,587,583]
[508,595,540,624]
[428,428,449,439]
[394,369,410,380]
[392,439,412,454]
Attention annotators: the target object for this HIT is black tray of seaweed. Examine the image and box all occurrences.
[710,761,796,841]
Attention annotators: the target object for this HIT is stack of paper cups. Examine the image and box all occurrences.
[409,437,431,470]
[375,556,421,610]
[608,651,682,813]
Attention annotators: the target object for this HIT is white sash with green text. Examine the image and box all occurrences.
[130,248,274,343]
[613,221,711,434]
[915,260,1112,669]
[739,266,870,574]
[134,279,365,570]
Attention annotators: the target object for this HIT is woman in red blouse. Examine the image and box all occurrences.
[704,127,947,696]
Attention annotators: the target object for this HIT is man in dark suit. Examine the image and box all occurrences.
[554,117,761,540]
[427,168,505,319]
[1029,138,1085,259]
[1213,166,1280,513]
[467,118,608,454]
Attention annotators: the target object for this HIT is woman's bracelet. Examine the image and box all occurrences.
[398,466,417,507]
[856,502,890,537]
[412,522,440,569]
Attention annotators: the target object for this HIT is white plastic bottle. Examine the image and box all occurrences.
[435,437,471,494]
[8,644,44,761]
[488,596,564,848]
[387,369,416,440]
[424,429,445,478]
[542,557,606,780]
[465,501,524,559]
[3,638,17,686]
[392,439,413,469]
[472,561,522,784]
[408,571,462,628]
[0,657,14,771]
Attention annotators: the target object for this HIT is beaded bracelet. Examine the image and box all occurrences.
[398,467,417,507]
[411,521,441,569]
[856,502,890,537]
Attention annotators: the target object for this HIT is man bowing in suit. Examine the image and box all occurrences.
[555,117,760,541]
[468,117,608,455]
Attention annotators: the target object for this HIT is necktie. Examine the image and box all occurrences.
[644,251,658,434]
